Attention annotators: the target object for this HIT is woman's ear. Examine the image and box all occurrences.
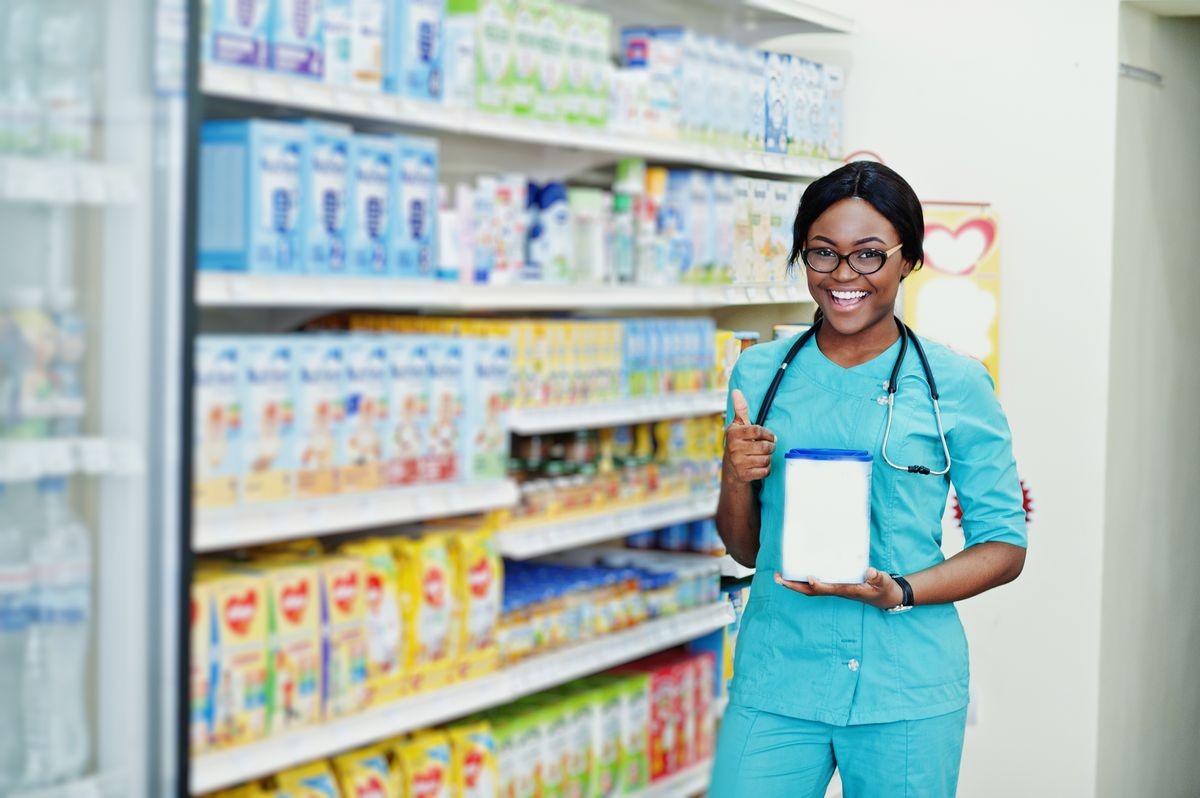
[899,261,915,281]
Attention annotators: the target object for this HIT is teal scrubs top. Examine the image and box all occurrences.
[727,331,1027,726]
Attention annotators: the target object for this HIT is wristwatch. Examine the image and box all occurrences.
[885,573,914,614]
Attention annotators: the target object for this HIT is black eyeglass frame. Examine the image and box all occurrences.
[800,242,904,275]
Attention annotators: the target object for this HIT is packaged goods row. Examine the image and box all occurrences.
[689,583,750,705]
[191,521,723,755]
[626,518,724,557]
[202,648,717,798]
[197,116,808,288]
[202,1,846,159]
[0,302,87,439]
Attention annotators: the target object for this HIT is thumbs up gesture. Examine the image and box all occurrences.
[724,388,777,484]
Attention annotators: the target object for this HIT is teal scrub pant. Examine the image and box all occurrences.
[709,703,968,797]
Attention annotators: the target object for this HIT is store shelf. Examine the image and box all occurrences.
[190,600,734,794]
[632,759,713,798]
[0,437,145,482]
[204,64,840,179]
[719,555,756,579]
[9,772,128,798]
[0,156,137,205]
[498,490,719,559]
[195,272,812,310]
[510,391,726,436]
[192,478,518,552]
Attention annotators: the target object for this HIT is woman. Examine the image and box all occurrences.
[711,162,1027,797]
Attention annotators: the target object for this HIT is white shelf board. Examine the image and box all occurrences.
[719,555,756,579]
[195,273,812,310]
[203,63,841,180]
[193,478,518,552]
[0,157,136,205]
[0,437,144,482]
[9,772,128,798]
[190,601,735,794]
[510,391,726,435]
[498,490,719,559]
[632,759,713,798]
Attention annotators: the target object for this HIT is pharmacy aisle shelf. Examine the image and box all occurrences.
[0,156,137,205]
[190,601,735,793]
[510,391,726,436]
[631,759,713,798]
[193,478,518,552]
[203,64,842,180]
[9,772,128,798]
[0,437,145,482]
[719,555,756,579]
[195,273,813,310]
[498,490,719,559]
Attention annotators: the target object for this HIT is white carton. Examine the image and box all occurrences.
[241,336,296,504]
[207,0,270,68]
[324,0,354,85]
[823,65,845,159]
[270,0,325,79]
[383,336,430,487]
[462,337,512,481]
[385,0,446,99]
[423,337,463,483]
[393,135,440,280]
[763,51,790,154]
[355,0,388,90]
[348,133,395,276]
[341,336,389,493]
[293,336,345,497]
[300,120,352,276]
[193,336,242,509]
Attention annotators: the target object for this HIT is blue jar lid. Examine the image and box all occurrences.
[785,448,872,462]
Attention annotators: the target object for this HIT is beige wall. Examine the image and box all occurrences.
[1097,7,1200,796]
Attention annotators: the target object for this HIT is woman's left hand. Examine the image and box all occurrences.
[774,568,903,610]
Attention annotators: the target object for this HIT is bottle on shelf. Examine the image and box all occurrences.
[0,482,33,791]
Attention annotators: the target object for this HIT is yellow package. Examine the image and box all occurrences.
[318,555,369,718]
[201,569,269,748]
[448,721,499,798]
[275,761,343,797]
[446,526,502,681]
[392,535,457,693]
[333,744,399,798]
[396,732,453,798]
[191,579,214,754]
[713,329,738,392]
[258,560,322,733]
[339,539,406,706]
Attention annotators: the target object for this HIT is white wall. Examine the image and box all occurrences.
[1096,8,1200,796]
[781,2,1122,794]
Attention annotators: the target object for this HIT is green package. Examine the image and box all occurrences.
[447,0,515,113]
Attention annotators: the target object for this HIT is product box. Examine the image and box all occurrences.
[447,526,502,679]
[207,0,270,67]
[270,0,324,78]
[442,13,477,108]
[555,689,598,798]
[396,732,454,798]
[201,569,269,748]
[532,0,564,122]
[194,336,242,509]
[823,64,845,159]
[560,6,588,124]
[745,46,765,151]
[394,135,440,280]
[620,27,682,138]
[763,51,790,154]
[579,11,610,128]
[461,337,512,481]
[324,0,354,85]
[318,555,369,718]
[257,560,322,733]
[385,0,446,99]
[448,721,499,798]
[786,56,810,157]
[199,119,304,274]
[749,179,772,283]
[333,745,399,798]
[509,0,541,117]
[516,699,566,797]
[804,60,826,158]
[293,336,345,497]
[584,680,623,796]
[422,337,463,482]
[275,761,342,796]
[615,673,651,792]
[710,173,735,281]
[382,336,430,486]
[190,580,214,754]
[348,133,396,277]
[300,120,353,276]
[342,336,389,492]
[353,0,388,90]
[339,538,405,706]
[446,0,514,113]
[767,181,795,283]
[393,535,457,693]
[241,336,296,505]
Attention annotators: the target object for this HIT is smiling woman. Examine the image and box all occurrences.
[710,162,1028,798]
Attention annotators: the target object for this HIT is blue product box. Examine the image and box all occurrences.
[763,51,790,154]
[208,0,270,68]
[393,135,440,280]
[199,119,305,274]
[626,530,658,550]
[300,120,353,275]
[347,133,395,276]
[658,522,691,552]
[270,0,325,78]
[384,0,446,99]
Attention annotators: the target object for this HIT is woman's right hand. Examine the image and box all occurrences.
[724,388,777,484]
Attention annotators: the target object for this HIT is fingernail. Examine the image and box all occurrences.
[773,573,782,585]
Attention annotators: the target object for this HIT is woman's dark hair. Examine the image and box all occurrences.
[787,161,925,275]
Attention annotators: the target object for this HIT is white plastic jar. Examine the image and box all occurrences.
[781,448,873,584]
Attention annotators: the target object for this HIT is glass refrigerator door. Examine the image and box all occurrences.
[0,0,186,795]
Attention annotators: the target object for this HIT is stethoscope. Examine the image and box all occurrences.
[755,316,952,477]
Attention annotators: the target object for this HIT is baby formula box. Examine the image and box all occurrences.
[781,448,872,584]
[193,336,243,509]
[207,0,270,68]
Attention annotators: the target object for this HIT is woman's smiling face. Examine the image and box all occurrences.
[804,197,913,340]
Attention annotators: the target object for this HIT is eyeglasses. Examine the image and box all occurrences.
[801,243,903,275]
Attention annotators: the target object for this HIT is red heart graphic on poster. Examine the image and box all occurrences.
[356,775,387,798]
[923,218,996,275]
[464,748,485,787]
[224,591,257,635]
[424,568,446,607]
[413,765,445,798]
[367,573,383,610]
[468,559,492,598]
[281,581,309,624]
[333,572,359,614]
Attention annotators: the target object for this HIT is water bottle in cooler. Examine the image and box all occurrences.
[0,483,32,792]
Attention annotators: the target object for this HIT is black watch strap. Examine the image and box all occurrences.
[890,573,914,608]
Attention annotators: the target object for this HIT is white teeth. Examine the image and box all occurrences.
[831,290,868,300]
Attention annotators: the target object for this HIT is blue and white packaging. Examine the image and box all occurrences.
[341,335,389,492]
[461,337,513,481]
[208,0,270,68]
[300,120,352,275]
[241,336,297,504]
[393,135,440,280]
[805,60,826,158]
[744,46,765,151]
[526,182,572,283]
[199,119,304,274]
[710,173,736,281]
[193,336,243,508]
[823,65,845,159]
[664,171,694,282]
[763,51,790,154]
[270,0,325,78]
[385,0,446,99]
[323,0,354,85]
[347,133,395,276]
[293,336,346,497]
[351,0,387,90]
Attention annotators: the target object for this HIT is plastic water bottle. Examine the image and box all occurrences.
[23,477,92,785]
[0,483,33,792]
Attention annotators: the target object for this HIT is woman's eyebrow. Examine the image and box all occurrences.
[854,236,886,245]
